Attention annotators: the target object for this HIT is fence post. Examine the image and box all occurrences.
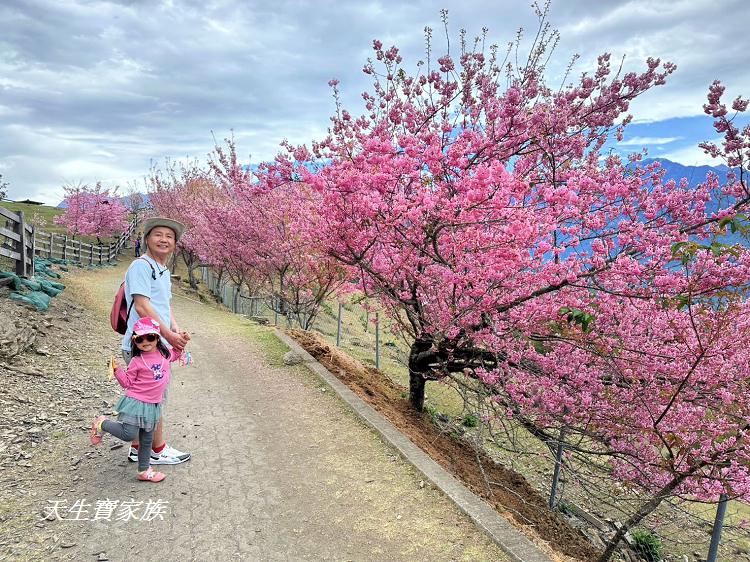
[549,429,567,508]
[336,303,343,346]
[375,312,380,370]
[77,240,81,262]
[62,235,67,260]
[48,232,53,259]
[707,494,729,562]
[15,211,28,277]
[29,226,35,277]
[108,242,112,262]
[98,244,102,265]
[89,244,93,265]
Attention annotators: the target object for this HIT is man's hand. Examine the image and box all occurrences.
[165,329,189,350]
[172,324,191,344]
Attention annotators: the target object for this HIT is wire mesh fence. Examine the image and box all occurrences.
[443,374,750,562]
[199,266,750,562]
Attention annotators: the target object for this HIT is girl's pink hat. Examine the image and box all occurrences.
[132,317,160,336]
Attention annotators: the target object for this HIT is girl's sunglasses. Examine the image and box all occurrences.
[133,334,158,344]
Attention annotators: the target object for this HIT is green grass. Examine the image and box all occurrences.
[723,501,750,552]
[243,323,289,366]
[2,202,64,233]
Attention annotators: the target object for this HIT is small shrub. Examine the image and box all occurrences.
[425,404,438,421]
[462,414,479,428]
[556,500,576,516]
[631,529,664,562]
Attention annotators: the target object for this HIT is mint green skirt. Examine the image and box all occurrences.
[114,396,162,432]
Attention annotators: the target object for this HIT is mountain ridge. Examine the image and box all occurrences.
[638,158,737,186]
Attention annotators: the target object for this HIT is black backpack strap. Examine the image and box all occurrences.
[138,256,157,281]
[125,296,136,324]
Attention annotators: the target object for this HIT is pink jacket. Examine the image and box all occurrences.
[114,348,182,403]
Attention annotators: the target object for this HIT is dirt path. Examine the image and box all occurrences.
[12,260,509,562]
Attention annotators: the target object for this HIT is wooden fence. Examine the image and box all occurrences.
[0,205,139,280]
[0,207,35,278]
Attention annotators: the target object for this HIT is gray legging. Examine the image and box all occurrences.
[101,420,154,471]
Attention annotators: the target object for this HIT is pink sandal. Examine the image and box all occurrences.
[137,467,166,483]
[90,415,107,445]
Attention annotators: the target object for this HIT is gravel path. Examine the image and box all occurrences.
[3,261,508,562]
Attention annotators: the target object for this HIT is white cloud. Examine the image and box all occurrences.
[660,142,725,167]
[619,136,681,146]
[0,0,747,203]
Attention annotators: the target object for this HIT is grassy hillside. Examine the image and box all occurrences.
[2,201,64,233]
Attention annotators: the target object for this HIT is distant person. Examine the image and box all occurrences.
[91,317,185,482]
[134,236,141,257]
[121,218,191,465]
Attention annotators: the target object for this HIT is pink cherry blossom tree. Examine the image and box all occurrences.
[54,182,129,243]
[123,182,150,223]
[270,14,750,559]
[204,139,347,328]
[148,160,227,288]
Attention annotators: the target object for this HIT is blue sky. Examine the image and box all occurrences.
[617,115,750,166]
[1,0,748,204]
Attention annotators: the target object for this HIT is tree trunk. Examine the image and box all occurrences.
[409,370,426,411]
[407,337,432,411]
[183,253,198,290]
[598,472,691,562]
[188,264,198,289]
[215,269,225,301]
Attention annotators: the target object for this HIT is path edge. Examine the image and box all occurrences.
[273,328,554,562]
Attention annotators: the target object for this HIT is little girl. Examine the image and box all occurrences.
[90,316,182,482]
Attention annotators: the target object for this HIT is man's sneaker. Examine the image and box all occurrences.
[137,467,166,483]
[127,446,139,462]
[150,444,191,465]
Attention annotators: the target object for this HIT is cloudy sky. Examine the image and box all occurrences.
[1,0,748,204]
